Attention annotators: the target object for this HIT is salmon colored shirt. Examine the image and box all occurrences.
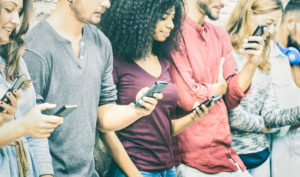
[170,16,248,173]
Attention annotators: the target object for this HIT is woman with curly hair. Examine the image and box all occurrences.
[99,0,212,176]
[0,0,63,177]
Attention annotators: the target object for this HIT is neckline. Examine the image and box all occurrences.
[132,58,164,79]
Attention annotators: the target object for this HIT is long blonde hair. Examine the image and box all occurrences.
[0,0,33,88]
[225,0,282,72]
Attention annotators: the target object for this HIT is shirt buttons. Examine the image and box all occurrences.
[79,56,84,60]
[80,42,85,46]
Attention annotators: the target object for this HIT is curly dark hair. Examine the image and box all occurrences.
[99,0,183,61]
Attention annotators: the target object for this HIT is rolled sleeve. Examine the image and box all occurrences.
[98,39,117,106]
[225,72,250,109]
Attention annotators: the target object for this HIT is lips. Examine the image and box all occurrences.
[161,31,170,37]
[3,27,13,34]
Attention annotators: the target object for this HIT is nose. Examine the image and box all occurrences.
[11,12,20,26]
[167,19,175,30]
[100,0,111,9]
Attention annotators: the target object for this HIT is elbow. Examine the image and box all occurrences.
[97,119,111,133]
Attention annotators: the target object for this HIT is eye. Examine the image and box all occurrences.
[5,8,12,13]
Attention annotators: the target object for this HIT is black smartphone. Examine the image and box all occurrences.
[54,104,78,117]
[134,81,168,108]
[0,74,27,112]
[252,24,267,36]
[192,94,222,112]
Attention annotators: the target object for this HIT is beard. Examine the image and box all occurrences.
[287,35,300,52]
[70,1,99,24]
[198,1,219,21]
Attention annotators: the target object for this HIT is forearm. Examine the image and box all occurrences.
[0,119,26,148]
[172,113,195,136]
[264,107,300,128]
[100,132,142,177]
[97,104,142,132]
[228,108,265,133]
[238,61,257,92]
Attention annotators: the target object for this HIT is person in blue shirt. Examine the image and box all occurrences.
[0,0,63,177]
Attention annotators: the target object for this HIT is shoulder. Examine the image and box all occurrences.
[205,22,230,40]
[24,20,57,61]
[84,24,111,48]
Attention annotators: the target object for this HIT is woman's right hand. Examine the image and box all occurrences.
[240,28,268,66]
[132,87,163,117]
[20,103,64,139]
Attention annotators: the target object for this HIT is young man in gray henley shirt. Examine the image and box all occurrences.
[22,0,161,176]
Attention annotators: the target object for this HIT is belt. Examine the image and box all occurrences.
[9,139,29,177]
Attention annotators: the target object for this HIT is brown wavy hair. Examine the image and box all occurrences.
[225,0,282,72]
[0,0,33,89]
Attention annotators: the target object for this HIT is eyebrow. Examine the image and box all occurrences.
[4,1,18,6]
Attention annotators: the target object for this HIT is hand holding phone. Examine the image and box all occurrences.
[192,94,222,112]
[54,104,78,117]
[0,74,27,112]
[134,81,168,108]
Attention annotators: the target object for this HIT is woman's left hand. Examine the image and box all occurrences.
[0,90,21,126]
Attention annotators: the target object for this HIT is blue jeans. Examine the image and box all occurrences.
[109,162,177,177]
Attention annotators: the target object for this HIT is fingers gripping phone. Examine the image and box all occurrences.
[0,74,27,112]
[54,104,78,117]
[246,24,267,50]
[134,81,168,108]
[192,94,223,112]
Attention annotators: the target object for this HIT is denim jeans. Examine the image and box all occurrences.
[247,157,270,177]
[108,162,177,177]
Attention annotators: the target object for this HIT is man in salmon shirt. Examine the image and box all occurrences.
[170,0,266,176]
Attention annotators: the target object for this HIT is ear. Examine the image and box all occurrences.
[286,17,296,32]
[248,9,254,15]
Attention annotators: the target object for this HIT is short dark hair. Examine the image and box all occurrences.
[283,0,300,21]
[99,0,183,61]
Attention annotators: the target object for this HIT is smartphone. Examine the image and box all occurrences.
[134,81,168,108]
[192,94,222,112]
[54,104,78,117]
[252,24,267,36]
[0,74,27,112]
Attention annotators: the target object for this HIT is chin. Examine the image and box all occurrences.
[0,37,9,45]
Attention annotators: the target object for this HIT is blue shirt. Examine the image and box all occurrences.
[0,57,52,176]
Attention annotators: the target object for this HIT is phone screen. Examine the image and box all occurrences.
[54,104,78,117]
[192,94,222,112]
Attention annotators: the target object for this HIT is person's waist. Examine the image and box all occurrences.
[8,138,27,146]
